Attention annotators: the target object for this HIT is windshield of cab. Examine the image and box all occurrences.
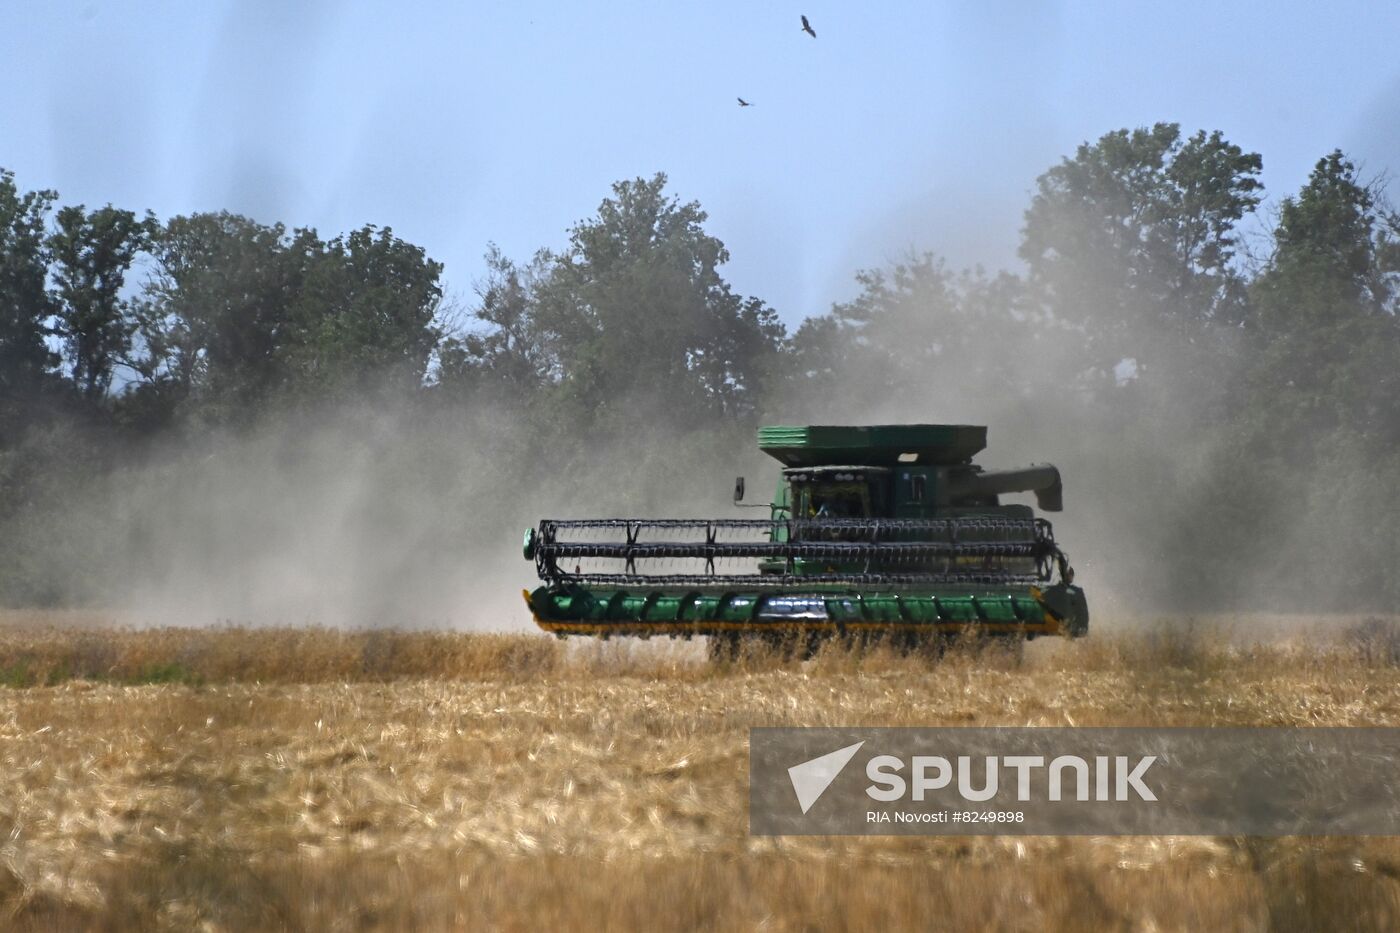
[793,481,870,519]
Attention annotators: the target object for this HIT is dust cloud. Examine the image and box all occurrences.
[757,276,1395,626]
[42,322,1387,631]
[39,395,754,630]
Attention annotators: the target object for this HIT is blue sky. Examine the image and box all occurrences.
[3,1,1399,328]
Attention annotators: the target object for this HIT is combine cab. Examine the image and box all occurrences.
[522,424,1087,653]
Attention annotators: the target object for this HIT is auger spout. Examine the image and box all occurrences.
[950,464,1063,512]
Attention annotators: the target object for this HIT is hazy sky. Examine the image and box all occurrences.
[3,1,1399,327]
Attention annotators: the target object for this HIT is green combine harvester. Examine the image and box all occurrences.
[522,424,1087,653]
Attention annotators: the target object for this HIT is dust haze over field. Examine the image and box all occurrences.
[31,355,1376,635]
[765,300,1225,624]
[31,399,766,629]
[786,319,1394,625]
[77,299,1378,632]
[15,247,1393,630]
[0,368,1286,629]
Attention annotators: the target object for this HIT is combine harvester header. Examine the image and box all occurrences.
[522,424,1087,654]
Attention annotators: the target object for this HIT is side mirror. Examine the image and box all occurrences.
[733,476,746,503]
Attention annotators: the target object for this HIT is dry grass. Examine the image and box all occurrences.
[2,612,1400,930]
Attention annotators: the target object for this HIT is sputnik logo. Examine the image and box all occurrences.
[787,741,865,814]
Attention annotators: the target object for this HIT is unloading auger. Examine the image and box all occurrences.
[521,425,1088,650]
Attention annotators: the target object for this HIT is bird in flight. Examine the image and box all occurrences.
[801,14,816,38]
[737,97,753,107]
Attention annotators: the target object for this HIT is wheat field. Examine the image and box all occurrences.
[2,612,1400,931]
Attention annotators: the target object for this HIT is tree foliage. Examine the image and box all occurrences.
[48,204,153,402]
[1246,152,1400,451]
[286,224,444,395]
[1020,123,1263,384]
[788,256,1044,416]
[127,214,443,424]
[437,245,553,401]
[449,174,784,428]
[536,174,783,425]
[0,169,58,432]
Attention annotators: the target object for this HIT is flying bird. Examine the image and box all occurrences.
[737,97,753,107]
[800,14,816,37]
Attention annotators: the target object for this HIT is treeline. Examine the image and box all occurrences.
[2,123,1399,613]
[0,189,445,435]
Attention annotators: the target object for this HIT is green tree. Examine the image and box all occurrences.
[532,173,783,426]
[791,247,1105,430]
[0,170,59,433]
[787,257,1043,412]
[134,214,445,423]
[437,245,554,400]
[133,213,311,422]
[1247,152,1400,450]
[1020,124,1263,385]
[48,204,153,403]
[286,224,443,394]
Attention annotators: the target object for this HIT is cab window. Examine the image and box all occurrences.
[794,482,870,519]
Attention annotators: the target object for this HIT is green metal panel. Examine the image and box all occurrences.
[758,424,987,467]
[978,598,1019,623]
[934,596,979,622]
[863,594,904,622]
[902,596,941,623]
[527,585,1076,629]
[824,597,861,623]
